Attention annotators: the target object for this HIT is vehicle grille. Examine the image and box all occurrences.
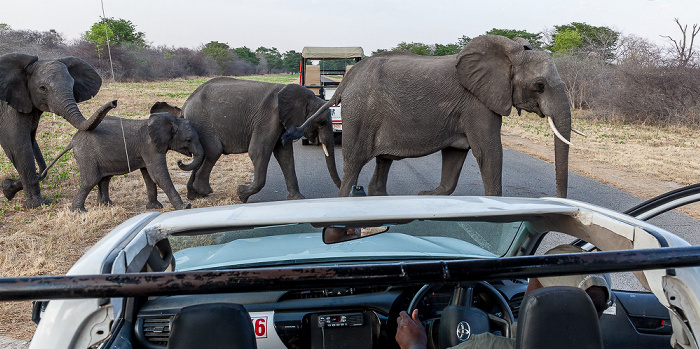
[508,293,524,318]
[140,316,172,347]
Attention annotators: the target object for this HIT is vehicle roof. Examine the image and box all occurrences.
[301,46,365,59]
[144,196,578,235]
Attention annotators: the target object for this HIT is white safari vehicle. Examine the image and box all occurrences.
[3,188,700,349]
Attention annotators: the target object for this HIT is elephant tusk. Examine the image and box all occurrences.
[322,143,329,157]
[572,127,587,137]
[548,116,573,146]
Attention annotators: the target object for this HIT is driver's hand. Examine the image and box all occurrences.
[395,309,427,349]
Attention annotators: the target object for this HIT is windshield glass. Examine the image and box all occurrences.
[170,219,524,271]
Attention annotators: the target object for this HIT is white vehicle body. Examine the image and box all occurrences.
[17,195,700,348]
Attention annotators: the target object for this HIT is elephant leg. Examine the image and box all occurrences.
[0,118,48,208]
[367,157,392,196]
[419,147,469,195]
[72,176,100,212]
[272,141,304,200]
[467,116,503,196]
[141,168,163,209]
[96,176,114,206]
[187,143,221,200]
[338,155,373,197]
[238,142,274,203]
[145,160,190,210]
[31,129,47,176]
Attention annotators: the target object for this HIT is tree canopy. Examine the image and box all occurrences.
[84,18,146,51]
[548,22,620,60]
[486,28,543,49]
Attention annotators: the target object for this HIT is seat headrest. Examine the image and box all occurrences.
[516,286,603,349]
[167,303,258,349]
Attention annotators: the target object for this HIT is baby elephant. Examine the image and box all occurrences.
[42,103,203,211]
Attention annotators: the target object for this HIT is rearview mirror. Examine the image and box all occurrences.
[322,226,389,244]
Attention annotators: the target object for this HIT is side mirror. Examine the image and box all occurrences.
[322,225,389,244]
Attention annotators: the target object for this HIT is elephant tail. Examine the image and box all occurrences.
[39,142,74,181]
[281,95,339,145]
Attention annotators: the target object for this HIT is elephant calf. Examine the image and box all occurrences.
[42,103,203,212]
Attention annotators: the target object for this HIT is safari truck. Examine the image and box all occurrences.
[300,46,364,142]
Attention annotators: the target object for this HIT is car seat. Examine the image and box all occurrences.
[516,286,603,349]
[166,303,258,349]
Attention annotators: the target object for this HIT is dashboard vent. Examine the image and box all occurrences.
[141,316,172,347]
[280,286,388,301]
[508,293,524,319]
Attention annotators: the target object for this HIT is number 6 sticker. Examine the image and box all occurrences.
[251,316,267,338]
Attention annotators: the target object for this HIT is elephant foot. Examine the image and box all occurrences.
[186,190,209,200]
[2,179,23,200]
[287,192,305,200]
[71,205,87,213]
[97,199,115,206]
[237,185,257,203]
[146,201,164,210]
[23,196,49,209]
[173,202,191,210]
[367,189,388,196]
[187,184,213,200]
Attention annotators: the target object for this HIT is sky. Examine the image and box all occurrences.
[3,0,700,55]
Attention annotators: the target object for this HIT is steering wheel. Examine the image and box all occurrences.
[407,282,514,349]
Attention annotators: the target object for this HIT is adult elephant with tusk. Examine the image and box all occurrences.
[182,77,341,203]
[0,53,109,208]
[283,35,573,198]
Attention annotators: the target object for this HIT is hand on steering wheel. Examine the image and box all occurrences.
[407,282,514,349]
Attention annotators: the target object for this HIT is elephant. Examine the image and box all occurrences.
[0,53,110,208]
[283,35,572,198]
[181,77,341,203]
[41,102,203,212]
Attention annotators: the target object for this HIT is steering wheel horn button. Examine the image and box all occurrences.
[456,321,471,341]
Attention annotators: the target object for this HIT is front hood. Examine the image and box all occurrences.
[175,232,496,271]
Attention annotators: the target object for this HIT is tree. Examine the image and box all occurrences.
[393,42,431,55]
[661,18,699,68]
[84,17,146,52]
[282,50,301,72]
[256,46,283,73]
[433,43,460,56]
[486,28,543,49]
[233,46,259,66]
[548,22,619,61]
[457,35,472,48]
[202,41,232,72]
[550,29,584,54]
[372,48,388,55]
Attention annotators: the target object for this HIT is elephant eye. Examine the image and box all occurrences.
[39,85,48,92]
[535,82,545,93]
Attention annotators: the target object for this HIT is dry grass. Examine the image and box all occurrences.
[2,75,699,342]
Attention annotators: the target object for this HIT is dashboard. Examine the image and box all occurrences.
[132,280,529,349]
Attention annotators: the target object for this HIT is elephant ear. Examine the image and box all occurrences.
[456,35,521,116]
[148,112,179,153]
[0,53,39,113]
[278,84,315,130]
[150,101,182,117]
[57,57,102,103]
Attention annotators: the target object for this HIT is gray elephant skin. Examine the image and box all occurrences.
[42,102,203,212]
[284,35,572,198]
[182,77,341,203]
[0,52,112,208]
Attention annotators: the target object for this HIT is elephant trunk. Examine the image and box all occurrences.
[318,125,341,188]
[56,92,116,131]
[178,136,204,171]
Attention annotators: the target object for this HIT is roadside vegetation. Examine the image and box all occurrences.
[1,16,700,343]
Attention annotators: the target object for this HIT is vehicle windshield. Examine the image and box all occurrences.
[169,219,524,271]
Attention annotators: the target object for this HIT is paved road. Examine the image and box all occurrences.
[248,142,699,242]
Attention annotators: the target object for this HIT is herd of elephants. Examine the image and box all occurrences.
[0,35,574,212]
